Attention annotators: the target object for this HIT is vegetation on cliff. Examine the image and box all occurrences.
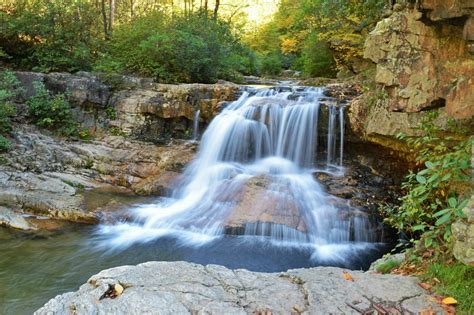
[382,113,472,253]
[380,113,473,312]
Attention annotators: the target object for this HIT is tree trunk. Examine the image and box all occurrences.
[108,0,115,35]
[130,0,134,19]
[101,0,108,39]
[213,0,219,20]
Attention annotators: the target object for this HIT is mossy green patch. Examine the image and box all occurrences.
[421,262,474,314]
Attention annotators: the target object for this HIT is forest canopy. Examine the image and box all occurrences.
[0,0,386,82]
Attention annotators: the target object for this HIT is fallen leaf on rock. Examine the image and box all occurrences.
[100,283,125,300]
[342,271,354,281]
[442,297,457,305]
[114,283,124,296]
[418,282,433,291]
[419,305,436,315]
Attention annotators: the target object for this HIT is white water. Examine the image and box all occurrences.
[192,110,200,140]
[99,87,382,263]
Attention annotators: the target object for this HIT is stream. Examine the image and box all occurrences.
[1,86,401,314]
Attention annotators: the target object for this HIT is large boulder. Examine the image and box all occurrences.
[0,206,36,230]
[35,261,442,314]
[14,71,111,107]
[222,176,308,234]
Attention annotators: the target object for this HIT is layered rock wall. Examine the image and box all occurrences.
[13,71,240,140]
[350,0,473,143]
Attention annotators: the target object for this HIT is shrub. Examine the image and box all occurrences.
[0,135,11,152]
[259,51,283,76]
[0,70,22,151]
[299,34,336,77]
[381,111,472,253]
[1,0,102,72]
[95,12,251,83]
[26,81,77,135]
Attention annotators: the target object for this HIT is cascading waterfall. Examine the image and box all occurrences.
[98,86,382,264]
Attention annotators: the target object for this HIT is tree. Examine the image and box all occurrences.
[213,0,219,19]
[109,0,115,35]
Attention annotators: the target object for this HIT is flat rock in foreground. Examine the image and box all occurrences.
[36,261,442,314]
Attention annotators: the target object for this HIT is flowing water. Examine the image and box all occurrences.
[192,109,200,140]
[0,86,392,314]
[98,87,383,258]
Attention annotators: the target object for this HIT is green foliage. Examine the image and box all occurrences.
[95,12,254,83]
[1,0,102,72]
[299,34,336,77]
[422,262,474,313]
[0,70,22,151]
[249,0,385,76]
[259,52,283,76]
[375,259,402,274]
[26,81,77,135]
[109,126,126,137]
[0,135,11,152]
[381,111,472,252]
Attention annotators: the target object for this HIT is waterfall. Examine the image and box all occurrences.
[326,104,345,166]
[192,110,200,140]
[339,106,345,166]
[326,104,337,165]
[98,87,381,262]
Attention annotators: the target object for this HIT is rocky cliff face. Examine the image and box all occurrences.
[14,71,240,140]
[353,0,474,265]
[0,72,239,229]
[349,0,473,143]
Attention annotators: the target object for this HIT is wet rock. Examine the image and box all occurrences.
[223,175,308,233]
[35,261,443,314]
[0,127,195,226]
[0,207,36,230]
[108,83,239,139]
[131,171,183,196]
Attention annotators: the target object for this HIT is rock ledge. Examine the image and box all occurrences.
[36,261,442,314]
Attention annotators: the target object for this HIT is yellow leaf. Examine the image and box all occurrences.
[342,271,354,281]
[114,283,124,296]
[442,297,457,305]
